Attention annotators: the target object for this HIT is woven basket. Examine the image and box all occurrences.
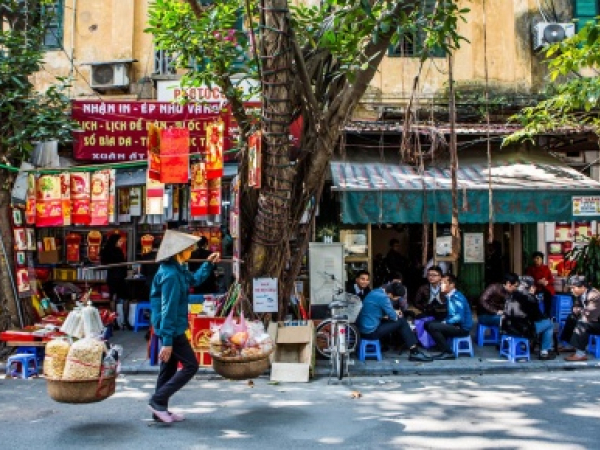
[46,376,116,404]
[211,351,272,380]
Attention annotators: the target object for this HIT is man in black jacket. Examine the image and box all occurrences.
[347,270,371,301]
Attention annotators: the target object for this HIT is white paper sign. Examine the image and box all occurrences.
[464,233,484,263]
[253,278,278,313]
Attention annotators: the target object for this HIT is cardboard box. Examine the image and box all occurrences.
[38,250,60,264]
[268,321,315,383]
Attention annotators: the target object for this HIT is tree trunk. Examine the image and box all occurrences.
[0,183,21,329]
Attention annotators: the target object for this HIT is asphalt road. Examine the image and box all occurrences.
[0,370,599,449]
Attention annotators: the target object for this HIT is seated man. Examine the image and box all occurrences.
[356,282,432,363]
[478,273,519,327]
[414,266,447,320]
[347,270,371,301]
[508,276,556,360]
[560,276,600,362]
[425,274,473,360]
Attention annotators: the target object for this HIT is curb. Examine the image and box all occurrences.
[3,360,599,379]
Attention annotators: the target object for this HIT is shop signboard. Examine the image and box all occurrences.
[253,278,278,313]
[572,196,600,217]
[72,100,227,162]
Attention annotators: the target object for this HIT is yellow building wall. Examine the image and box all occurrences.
[30,0,569,105]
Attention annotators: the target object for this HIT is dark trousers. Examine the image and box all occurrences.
[361,318,418,349]
[425,321,469,352]
[559,314,579,344]
[569,321,600,351]
[152,334,199,409]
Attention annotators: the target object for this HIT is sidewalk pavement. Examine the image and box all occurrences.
[108,329,600,378]
[3,329,599,378]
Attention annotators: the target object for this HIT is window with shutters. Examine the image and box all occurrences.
[388,0,445,58]
[573,0,599,32]
[41,0,63,49]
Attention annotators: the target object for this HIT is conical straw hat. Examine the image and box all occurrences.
[156,230,201,261]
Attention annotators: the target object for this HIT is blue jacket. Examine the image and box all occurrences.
[356,289,398,335]
[150,258,214,346]
[445,290,473,331]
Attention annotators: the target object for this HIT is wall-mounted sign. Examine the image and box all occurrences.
[464,233,484,263]
[573,196,600,216]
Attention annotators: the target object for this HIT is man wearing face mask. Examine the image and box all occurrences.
[560,276,600,362]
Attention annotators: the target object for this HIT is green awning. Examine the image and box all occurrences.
[331,151,600,224]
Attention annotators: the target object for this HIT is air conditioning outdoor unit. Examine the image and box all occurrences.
[533,22,575,51]
[90,63,130,90]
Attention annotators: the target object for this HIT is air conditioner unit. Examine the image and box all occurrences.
[90,63,130,90]
[533,22,575,51]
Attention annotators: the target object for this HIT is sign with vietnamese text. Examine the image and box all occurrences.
[253,278,278,313]
[72,100,227,162]
[573,196,600,216]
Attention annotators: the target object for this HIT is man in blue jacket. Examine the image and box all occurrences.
[425,273,473,360]
[149,230,220,423]
[356,282,433,362]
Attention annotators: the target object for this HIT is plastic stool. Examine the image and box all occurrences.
[133,302,151,332]
[358,339,382,361]
[588,335,600,359]
[499,335,531,363]
[477,324,500,346]
[449,335,474,357]
[16,346,45,366]
[6,354,38,379]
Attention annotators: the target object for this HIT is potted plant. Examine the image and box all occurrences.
[316,224,338,243]
[566,235,600,289]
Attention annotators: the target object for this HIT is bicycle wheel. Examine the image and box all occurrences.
[315,320,359,359]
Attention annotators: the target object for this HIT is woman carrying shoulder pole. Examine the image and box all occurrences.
[148,230,220,423]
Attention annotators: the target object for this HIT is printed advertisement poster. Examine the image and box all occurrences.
[464,233,485,263]
[71,172,91,225]
[90,170,110,226]
[36,175,63,227]
[573,196,600,216]
[253,278,278,313]
[190,163,208,216]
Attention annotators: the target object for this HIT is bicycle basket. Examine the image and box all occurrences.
[336,293,362,323]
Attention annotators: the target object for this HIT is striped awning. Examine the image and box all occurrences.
[331,151,600,224]
[331,153,600,192]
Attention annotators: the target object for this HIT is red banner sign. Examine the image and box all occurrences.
[159,128,190,184]
[72,100,228,162]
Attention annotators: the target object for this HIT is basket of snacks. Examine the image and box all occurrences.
[45,304,122,404]
[209,312,274,380]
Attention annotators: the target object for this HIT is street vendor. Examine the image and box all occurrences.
[148,230,220,423]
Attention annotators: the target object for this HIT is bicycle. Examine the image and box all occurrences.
[314,273,362,381]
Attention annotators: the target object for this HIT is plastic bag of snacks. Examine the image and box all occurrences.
[44,336,71,379]
[210,316,273,358]
[62,337,106,381]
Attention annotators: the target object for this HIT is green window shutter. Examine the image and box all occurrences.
[41,0,64,49]
[574,0,599,32]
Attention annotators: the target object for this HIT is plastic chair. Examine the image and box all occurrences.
[552,295,573,323]
[133,302,151,332]
[477,324,500,346]
[588,335,600,359]
[358,339,383,361]
[449,335,474,357]
[6,354,38,379]
[499,335,531,363]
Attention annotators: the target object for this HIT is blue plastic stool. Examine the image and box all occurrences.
[6,354,38,379]
[16,346,45,366]
[133,302,151,332]
[477,324,500,346]
[499,335,531,363]
[588,335,600,359]
[358,339,382,361]
[449,335,474,357]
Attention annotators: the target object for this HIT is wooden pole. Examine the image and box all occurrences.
[83,259,244,271]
